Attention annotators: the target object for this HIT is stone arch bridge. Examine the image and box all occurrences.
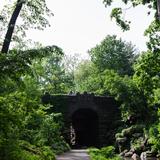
[42,92,121,148]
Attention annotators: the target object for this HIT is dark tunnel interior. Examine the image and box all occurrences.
[72,108,99,148]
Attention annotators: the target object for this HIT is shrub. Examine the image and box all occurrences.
[148,123,160,153]
[88,146,122,160]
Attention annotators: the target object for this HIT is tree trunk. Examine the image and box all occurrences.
[1,0,23,53]
[157,0,160,20]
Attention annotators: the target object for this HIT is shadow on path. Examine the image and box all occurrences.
[56,149,90,160]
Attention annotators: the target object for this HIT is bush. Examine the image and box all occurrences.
[0,91,68,160]
[148,123,160,153]
[88,146,122,160]
[121,125,144,137]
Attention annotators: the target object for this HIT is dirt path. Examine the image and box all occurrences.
[56,149,91,160]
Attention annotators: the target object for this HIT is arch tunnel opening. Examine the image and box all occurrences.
[71,108,99,148]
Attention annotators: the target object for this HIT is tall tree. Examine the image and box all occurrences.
[1,0,23,53]
[89,35,138,76]
[0,0,53,53]
[63,53,85,92]
[31,47,74,94]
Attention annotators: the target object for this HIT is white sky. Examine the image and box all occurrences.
[1,0,155,57]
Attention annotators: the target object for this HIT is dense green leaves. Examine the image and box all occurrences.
[145,20,160,51]
[0,0,160,157]
[103,70,149,121]
[30,47,74,94]
[88,146,122,160]
[89,35,137,75]
[148,123,160,152]
[74,60,102,93]
[0,46,62,82]
[0,46,70,159]
[133,51,160,106]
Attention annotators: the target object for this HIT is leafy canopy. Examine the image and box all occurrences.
[0,0,53,52]
[89,35,138,76]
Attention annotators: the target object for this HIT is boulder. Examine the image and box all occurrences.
[156,153,160,158]
[125,151,133,157]
[140,152,147,160]
[116,137,127,143]
[131,153,141,160]
[130,148,135,153]
[132,133,143,138]
[140,151,157,160]
[145,150,156,157]
[119,149,128,156]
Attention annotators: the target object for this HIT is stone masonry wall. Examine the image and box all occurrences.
[42,92,121,147]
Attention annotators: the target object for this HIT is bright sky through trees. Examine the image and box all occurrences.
[1,0,155,57]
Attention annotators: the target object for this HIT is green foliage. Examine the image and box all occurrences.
[111,50,159,153]
[0,46,62,80]
[131,136,145,153]
[103,0,158,32]
[0,88,64,159]
[103,0,113,6]
[115,124,146,153]
[31,53,73,94]
[35,113,70,154]
[0,0,54,50]
[89,35,137,75]
[111,8,130,31]
[0,0,160,156]
[148,123,160,152]
[121,125,144,137]
[27,46,74,94]
[74,60,104,93]
[74,61,147,121]
[0,45,73,94]
[145,20,160,51]
[88,146,122,160]
[133,51,160,106]
[0,47,70,160]
[153,88,160,105]
[19,141,55,160]
[102,70,146,121]
[74,35,159,153]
